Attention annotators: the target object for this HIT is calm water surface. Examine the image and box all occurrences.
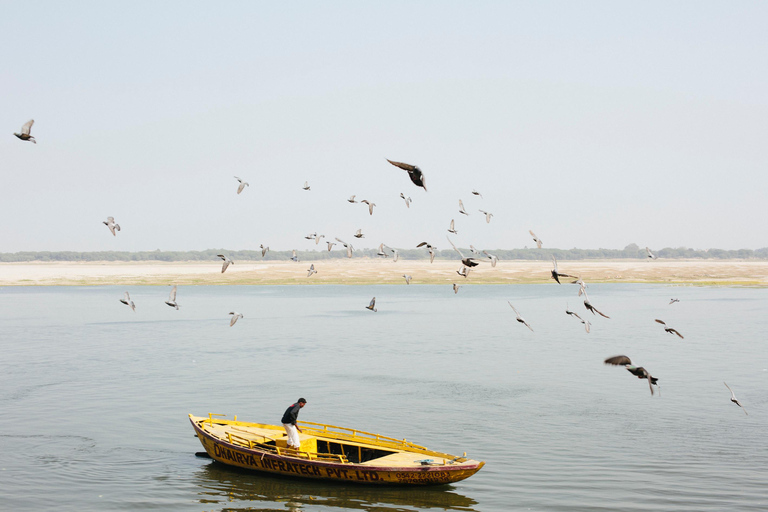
[1,284,766,511]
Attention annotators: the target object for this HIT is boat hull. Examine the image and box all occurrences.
[191,416,484,485]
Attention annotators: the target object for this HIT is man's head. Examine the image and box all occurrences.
[298,398,307,407]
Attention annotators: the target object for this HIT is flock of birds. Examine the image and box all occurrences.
[14,119,749,414]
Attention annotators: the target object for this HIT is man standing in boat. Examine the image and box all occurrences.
[281,398,307,452]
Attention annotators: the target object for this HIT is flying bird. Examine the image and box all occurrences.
[566,304,590,332]
[458,200,469,216]
[386,159,427,191]
[471,189,482,198]
[217,254,233,273]
[655,319,684,339]
[403,274,412,285]
[303,181,311,191]
[347,195,358,203]
[335,238,354,258]
[229,311,243,326]
[260,244,269,257]
[550,255,576,284]
[604,355,659,396]
[479,210,493,223]
[469,245,480,255]
[583,293,610,318]
[453,283,460,294]
[724,382,747,415]
[291,250,299,262]
[508,302,534,332]
[646,247,657,260]
[361,199,376,215]
[416,242,436,263]
[353,229,365,239]
[377,243,389,258]
[314,234,325,245]
[103,216,121,236]
[529,230,542,249]
[482,250,498,267]
[14,119,36,143]
[456,265,470,278]
[234,176,249,194]
[304,232,317,241]
[448,219,458,234]
[400,193,412,208]
[669,298,680,304]
[365,297,377,312]
[572,278,588,296]
[326,241,336,251]
[380,243,399,262]
[119,292,135,311]
[447,236,481,267]
[165,286,180,309]
[307,264,317,277]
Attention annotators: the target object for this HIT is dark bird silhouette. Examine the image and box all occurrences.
[14,119,36,143]
[724,382,747,415]
[365,297,377,312]
[447,236,480,267]
[655,319,684,338]
[386,159,427,191]
[583,291,610,318]
[550,255,576,284]
[604,355,659,395]
[471,189,482,198]
[353,229,364,239]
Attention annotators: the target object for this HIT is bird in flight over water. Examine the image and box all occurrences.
[551,255,576,284]
[604,355,659,396]
[165,286,180,310]
[365,297,377,312]
[120,292,135,311]
[303,181,310,190]
[229,311,243,326]
[655,319,684,338]
[386,159,427,191]
[724,382,747,415]
[508,302,534,332]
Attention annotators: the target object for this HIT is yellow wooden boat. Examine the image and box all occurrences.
[190,413,484,485]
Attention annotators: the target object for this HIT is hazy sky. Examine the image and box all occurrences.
[2,1,766,253]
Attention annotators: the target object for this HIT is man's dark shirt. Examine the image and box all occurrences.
[281,403,301,425]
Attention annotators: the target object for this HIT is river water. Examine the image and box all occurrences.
[1,284,766,511]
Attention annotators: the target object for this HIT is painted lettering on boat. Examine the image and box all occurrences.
[394,470,452,483]
[209,442,387,481]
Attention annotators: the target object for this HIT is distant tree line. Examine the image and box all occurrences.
[0,244,766,262]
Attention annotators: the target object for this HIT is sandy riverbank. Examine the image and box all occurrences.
[0,259,766,286]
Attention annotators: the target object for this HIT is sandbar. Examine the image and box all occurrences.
[0,259,766,286]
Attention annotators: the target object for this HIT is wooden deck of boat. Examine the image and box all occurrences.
[199,419,461,467]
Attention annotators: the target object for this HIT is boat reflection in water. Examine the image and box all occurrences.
[193,460,480,511]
